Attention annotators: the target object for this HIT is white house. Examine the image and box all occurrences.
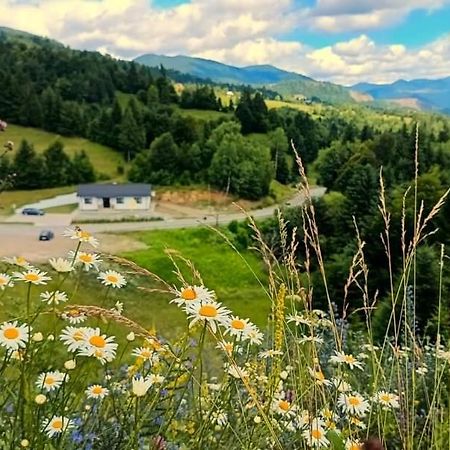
[77,183,153,211]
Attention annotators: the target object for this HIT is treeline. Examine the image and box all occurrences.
[0,140,95,189]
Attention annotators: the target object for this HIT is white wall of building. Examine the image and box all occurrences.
[78,196,151,211]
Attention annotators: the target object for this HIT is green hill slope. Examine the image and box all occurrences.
[5,124,124,179]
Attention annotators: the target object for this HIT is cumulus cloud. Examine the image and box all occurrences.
[0,0,449,84]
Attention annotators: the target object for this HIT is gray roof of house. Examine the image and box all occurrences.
[77,183,152,198]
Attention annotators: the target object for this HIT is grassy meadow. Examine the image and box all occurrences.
[6,124,124,179]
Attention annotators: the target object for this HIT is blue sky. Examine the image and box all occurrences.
[1,0,449,84]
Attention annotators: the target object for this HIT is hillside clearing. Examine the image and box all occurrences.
[5,124,124,179]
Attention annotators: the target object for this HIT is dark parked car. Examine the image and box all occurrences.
[39,230,54,241]
[22,208,45,216]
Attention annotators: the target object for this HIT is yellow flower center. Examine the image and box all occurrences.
[181,287,197,301]
[4,328,19,340]
[79,231,91,239]
[45,376,55,385]
[79,254,93,263]
[52,419,63,430]
[106,275,119,283]
[17,257,27,264]
[25,273,40,282]
[141,349,152,358]
[0,277,6,285]
[311,429,322,439]
[199,305,218,318]
[73,331,84,341]
[224,343,233,353]
[344,355,356,363]
[89,335,106,348]
[94,349,104,358]
[231,319,245,330]
[278,400,290,411]
[380,394,391,403]
[92,386,103,395]
[349,444,360,450]
[315,371,325,381]
[349,396,361,406]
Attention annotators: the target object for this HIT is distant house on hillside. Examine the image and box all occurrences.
[77,183,153,211]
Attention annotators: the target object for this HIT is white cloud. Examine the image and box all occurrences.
[310,0,450,32]
[0,0,449,84]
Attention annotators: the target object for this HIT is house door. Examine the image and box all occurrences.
[103,197,110,208]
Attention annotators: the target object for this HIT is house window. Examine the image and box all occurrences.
[84,197,92,204]
[134,197,142,204]
[116,197,124,204]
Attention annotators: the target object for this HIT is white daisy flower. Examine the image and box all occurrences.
[131,346,158,363]
[78,328,117,364]
[0,273,14,290]
[309,368,331,386]
[48,258,74,273]
[350,417,367,429]
[85,384,109,399]
[246,325,264,345]
[338,392,369,417]
[224,315,254,340]
[14,268,51,285]
[111,301,124,314]
[171,285,215,307]
[63,227,99,247]
[345,438,363,450]
[60,326,89,352]
[132,376,153,397]
[3,256,32,268]
[40,290,69,305]
[271,393,296,416]
[298,335,324,345]
[259,349,283,359]
[227,364,249,380]
[0,321,30,350]
[68,251,102,271]
[287,314,313,326]
[61,308,87,324]
[184,300,230,333]
[36,371,66,392]
[98,270,127,288]
[302,418,329,447]
[330,351,364,370]
[211,410,228,427]
[331,377,352,392]
[373,391,400,409]
[43,416,73,438]
[215,341,242,356]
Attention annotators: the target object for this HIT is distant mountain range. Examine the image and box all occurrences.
[135,53,450,114]
[352,78,450,113]
[135,53,354,105]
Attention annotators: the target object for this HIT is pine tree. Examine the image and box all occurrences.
[43,141,72,187]
[118,108,146,161]
[13,140,45,189]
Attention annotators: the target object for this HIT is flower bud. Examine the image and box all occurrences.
[64,359,76,370]
[126,332,135,342]
[35,394,47,405]
[20,439,29,447]
[32,332,43,342]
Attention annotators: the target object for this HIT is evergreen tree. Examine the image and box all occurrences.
[43,141,72,187]
[71,150,96,183]
[118,108,146,161]
[13,140,45,189]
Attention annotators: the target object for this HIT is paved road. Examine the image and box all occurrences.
[0,187,325,237]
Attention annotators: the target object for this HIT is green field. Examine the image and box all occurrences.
[119,227,270,334]
[43,203,78,213]
[5,124,124,179]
